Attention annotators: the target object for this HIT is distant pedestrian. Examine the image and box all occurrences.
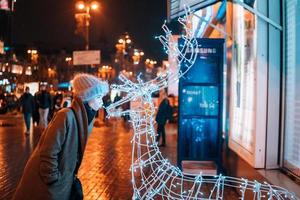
[102,94,111,122]
[122,101,130,121]
[32,91,40,126]
[36,84,52,129]
[51,92,63,118]
[13,74,109,200]
[113,93,122,108]
[61,95,72,108]
[19,87,35,135]
[155,92,173,147]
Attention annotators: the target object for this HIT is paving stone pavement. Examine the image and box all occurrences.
[0,114,180,200]
[0,113,245,200]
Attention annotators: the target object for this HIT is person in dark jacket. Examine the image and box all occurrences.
[20,87,35,135]
[102,93,111,122]
[13,74,109,200]
[155,92,173,147]
[32,91,40,126]
[36,84,52,129]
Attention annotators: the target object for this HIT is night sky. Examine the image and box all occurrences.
[11,0,169,62]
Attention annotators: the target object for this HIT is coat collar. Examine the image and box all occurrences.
[71,97,89,154]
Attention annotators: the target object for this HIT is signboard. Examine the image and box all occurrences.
[11,64,23,74]
[0,40,4,54]
[167,35,180,96]
[178,38,224,171]
[168,0,219,20]
[0,0,10,11]
[73,50,101,65]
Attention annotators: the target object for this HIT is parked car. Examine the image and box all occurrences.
[5,93,19,111]
[0,93,19,114]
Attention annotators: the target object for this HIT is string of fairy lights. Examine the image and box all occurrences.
[105,7,297,200]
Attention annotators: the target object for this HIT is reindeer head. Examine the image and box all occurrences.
[105,7,198,119]
[105,73,161,118]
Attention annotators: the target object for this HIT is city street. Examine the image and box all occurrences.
[0,0,300,199]
[0,113,178,200]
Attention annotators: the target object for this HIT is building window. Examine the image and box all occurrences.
[283,0,300,177]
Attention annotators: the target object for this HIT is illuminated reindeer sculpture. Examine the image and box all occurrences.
[106,9,297,200]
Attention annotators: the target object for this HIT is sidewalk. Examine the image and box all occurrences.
[0,114,299,199]
[0,116,178,200]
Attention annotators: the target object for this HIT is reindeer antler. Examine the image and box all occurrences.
[155,7,198,90]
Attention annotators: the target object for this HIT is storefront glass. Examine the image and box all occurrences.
[283,0,300,177]
[228,2,260,167]
[190,1,262,167]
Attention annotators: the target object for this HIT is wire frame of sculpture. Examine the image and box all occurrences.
[106,7,298,200]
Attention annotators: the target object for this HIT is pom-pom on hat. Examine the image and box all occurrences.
[72,73,109,102]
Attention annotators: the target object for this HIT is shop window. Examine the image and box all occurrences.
[283,0,300,177]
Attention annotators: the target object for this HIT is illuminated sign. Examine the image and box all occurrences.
[178,38,224,170]
[11,64,23,74]
[0,0,10,11]
[195,47,217,53]
[73,50,101,65]
[0,79,9,85]
[0,41,4,54]
[167,35,180,96]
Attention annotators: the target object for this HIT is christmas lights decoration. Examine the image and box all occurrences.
[106,7,297,200]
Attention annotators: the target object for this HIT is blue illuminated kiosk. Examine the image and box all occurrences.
[178,38,224,174]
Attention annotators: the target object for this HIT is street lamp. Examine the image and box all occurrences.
[132,49,144,65]
[75,0,99,50]
[65,57,72,62]
[27,49,38,64]
[145,58,157,68]
[126,39,131,44]
[90,1,99,10]
[76,1,85,10]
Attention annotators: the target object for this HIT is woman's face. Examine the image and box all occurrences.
[88,95,103,111]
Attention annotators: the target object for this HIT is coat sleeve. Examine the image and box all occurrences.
[38,110,69,184]
[168,105,173,121]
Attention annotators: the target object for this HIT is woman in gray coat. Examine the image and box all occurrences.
[13,74,108,200]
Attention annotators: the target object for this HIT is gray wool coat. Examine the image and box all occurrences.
[13,97,94,200]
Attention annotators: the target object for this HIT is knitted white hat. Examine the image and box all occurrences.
[72,73,109,102]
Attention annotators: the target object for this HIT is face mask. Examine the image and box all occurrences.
[88,96,103,111]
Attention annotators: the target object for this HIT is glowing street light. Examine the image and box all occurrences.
[76,1,85,10]
[126,39,131,44]
[65,57,72,62]
[90,1,99,10]
[132,49,145,65]
[27,49,38,64]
